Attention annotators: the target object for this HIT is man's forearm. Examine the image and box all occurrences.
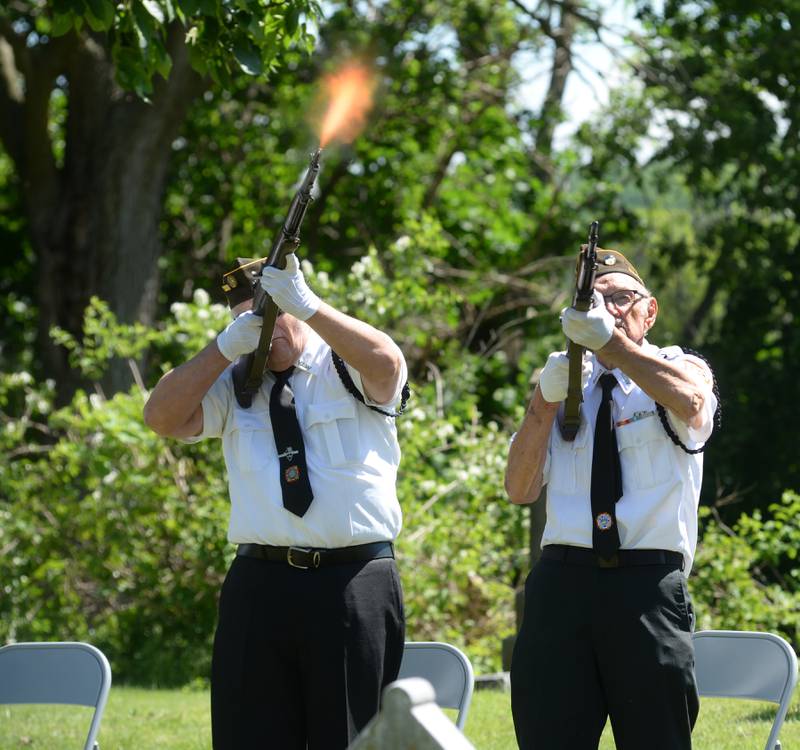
[598,330,708,427]
[143,341,230,438]
[305,301,404,404]
[505,386,559,504]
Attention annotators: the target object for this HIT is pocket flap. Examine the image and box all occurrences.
[616,415,663,450]
[232,409,272,433]
[303,397,356,428]
[554,416,591,449]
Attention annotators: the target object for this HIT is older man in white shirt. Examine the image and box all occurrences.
[505,249,718,750]
[144,254,408,750]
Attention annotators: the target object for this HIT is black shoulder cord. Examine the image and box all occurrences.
[655,348,722,454]
[330,350,410,418]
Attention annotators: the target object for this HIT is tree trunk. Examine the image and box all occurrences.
[531,2,578,182]
[0,24,204,399]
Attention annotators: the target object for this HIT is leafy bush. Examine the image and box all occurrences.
[691,491,800,648]
[395,353,527,673]
[0,372,231,685]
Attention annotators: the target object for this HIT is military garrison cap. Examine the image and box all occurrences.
[581,246,645,287]
[221,257,267,308]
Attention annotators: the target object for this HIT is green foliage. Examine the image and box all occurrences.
[159,0,572,341]
[691,491,800,646]
[0,292,235,684]
[8,0,319,98]
[50,292,231,382]
[0,371,231,685]
[0,152,34,373]
[51,298,159,381]
[396,373,526,673]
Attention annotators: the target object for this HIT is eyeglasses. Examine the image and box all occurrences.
[602,290,648,311]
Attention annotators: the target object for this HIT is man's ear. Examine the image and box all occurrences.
[645,296,658,332]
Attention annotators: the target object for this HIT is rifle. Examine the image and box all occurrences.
[231,148,322,408]
[560,220,600,441]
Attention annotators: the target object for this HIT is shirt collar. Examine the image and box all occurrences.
[589,339,657,396]
[292,329,328,375]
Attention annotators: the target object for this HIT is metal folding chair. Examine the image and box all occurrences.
[0,641,112,750]
[397,641,474,730]
[693,630,798,750]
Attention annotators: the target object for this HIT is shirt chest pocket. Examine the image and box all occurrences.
[303,397,362,466]
[233,410,276,473]
[549,420,591,494]
[616,416,675,491]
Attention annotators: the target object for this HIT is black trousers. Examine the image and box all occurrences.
[210,554,405,750]
[511,557,698,750]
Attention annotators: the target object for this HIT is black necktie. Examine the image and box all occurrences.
[591,373,622,560]
[269,367,314,517]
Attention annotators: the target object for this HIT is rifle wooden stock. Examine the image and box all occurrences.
[231,253,292,409]
[559,221,599,441]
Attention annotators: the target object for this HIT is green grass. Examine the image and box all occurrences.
[465,690,800,749]
[0,686,798,748]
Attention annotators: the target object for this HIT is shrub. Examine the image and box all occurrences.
[691,491,800,648]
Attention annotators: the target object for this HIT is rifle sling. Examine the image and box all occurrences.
[331,350,409,418]
[560,340,585,441]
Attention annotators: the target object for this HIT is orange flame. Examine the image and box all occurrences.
[316,61,377,148]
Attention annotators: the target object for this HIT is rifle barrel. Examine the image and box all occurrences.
[233,148,323,408]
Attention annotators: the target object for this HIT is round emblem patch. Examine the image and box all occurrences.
[595,512,614,531]
[285,465,300,483]
[602,254,617,266]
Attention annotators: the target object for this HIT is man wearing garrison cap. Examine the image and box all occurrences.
[144,252,408,749]
[506,246,718,750]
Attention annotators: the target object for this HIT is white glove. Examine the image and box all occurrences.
[260,253,321,321]
[216,310,262,362]
[538,351,592,403]
[561,290,615,350]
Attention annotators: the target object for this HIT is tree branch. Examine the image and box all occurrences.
[422,97,502,209]
[507,0,552,36]
[533,7,576,159]
[508,0,601,38]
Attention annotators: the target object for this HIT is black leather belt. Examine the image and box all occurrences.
[542,544,684,570]
[236,541,394,570]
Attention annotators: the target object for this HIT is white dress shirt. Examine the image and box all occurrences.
[541,342,717,573]
[190,330,406,547]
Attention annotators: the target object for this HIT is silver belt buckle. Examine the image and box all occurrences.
[287,547,320,569]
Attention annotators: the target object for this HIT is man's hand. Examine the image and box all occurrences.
[216,310,262,362]
[539,351,592,403]
[260,253,321,321]
[561,290,615,350]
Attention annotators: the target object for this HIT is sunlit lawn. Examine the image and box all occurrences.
[1,685,798,749]
[467,690,800,750]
